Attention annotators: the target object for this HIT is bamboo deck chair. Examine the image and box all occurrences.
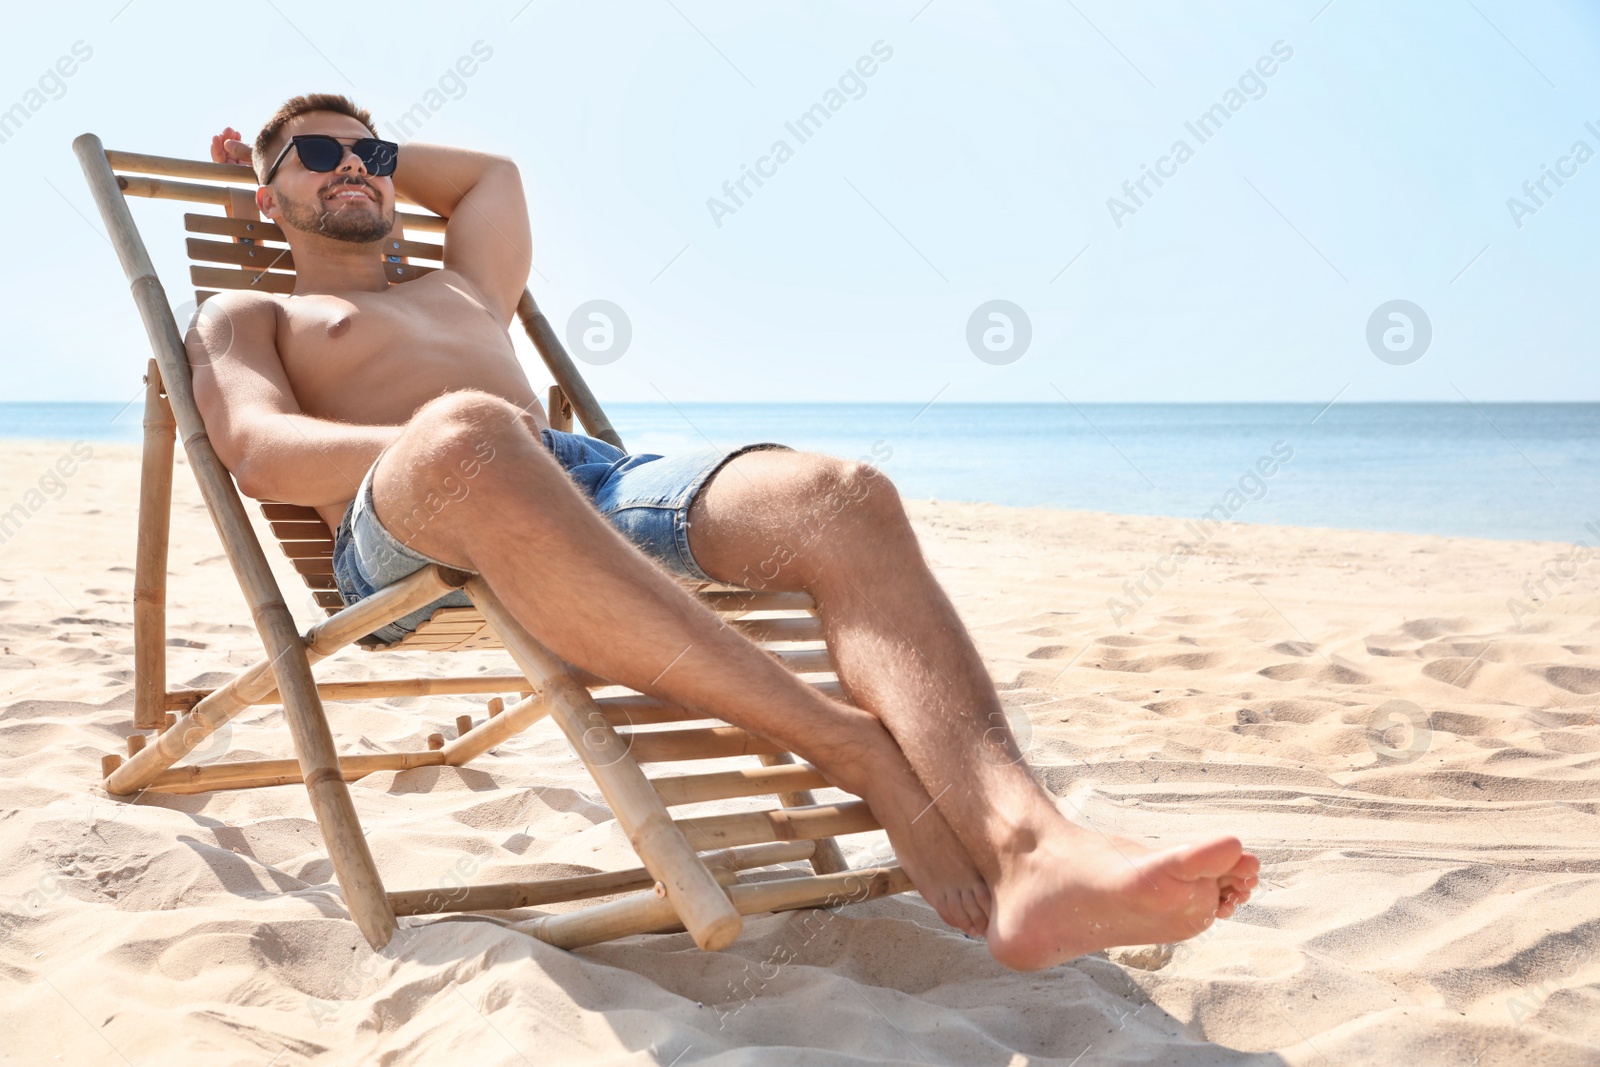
[73,134,911,952]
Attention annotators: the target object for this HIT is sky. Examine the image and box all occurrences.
[4,0,1599,407]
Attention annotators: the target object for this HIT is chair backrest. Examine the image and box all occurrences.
[96,146,619,618]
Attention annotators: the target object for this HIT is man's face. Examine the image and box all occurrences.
[263,112,395,244]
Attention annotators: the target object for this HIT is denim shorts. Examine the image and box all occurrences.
[331,428,790,645]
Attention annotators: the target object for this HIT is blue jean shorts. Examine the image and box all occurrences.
[331,428,790,645]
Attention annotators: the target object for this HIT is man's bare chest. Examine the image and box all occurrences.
[271,274,519,411]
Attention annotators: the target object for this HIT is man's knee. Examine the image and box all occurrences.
[784,453,904,528]
[379,392,554,549]
[406,390,539,483]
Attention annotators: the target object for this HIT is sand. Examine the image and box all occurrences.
[1,438,1596,1066]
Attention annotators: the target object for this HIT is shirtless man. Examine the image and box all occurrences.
[194,93,1258,971]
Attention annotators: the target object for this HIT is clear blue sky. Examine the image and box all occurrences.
[5,0,1598,406]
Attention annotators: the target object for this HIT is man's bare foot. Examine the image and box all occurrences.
[824,731,992,937]
[985,824,1259,971]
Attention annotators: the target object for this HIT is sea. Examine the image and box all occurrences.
[2,401,1594,544]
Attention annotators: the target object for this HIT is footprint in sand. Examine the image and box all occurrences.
[1092,647,1223,673]
[1540,664,1600,695]
[1258,660,1370,685]
[1095,635,1149,648]
[1366,617,1479,656]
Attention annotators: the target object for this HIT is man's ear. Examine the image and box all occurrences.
[256,185,276,221]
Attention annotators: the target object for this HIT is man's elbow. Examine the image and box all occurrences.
[229,447,291,503]
[230,454,273,502]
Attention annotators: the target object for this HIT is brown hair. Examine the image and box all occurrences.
[253,93,376,184]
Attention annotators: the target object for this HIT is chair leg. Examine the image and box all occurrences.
[133,359,174,730]
[273,631,397,950]
[464,577,744,951]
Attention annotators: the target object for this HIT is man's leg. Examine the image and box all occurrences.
[684,449,1261,969]
[372,392,989,934]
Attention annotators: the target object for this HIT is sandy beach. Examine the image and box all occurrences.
[1,438,1596,1066]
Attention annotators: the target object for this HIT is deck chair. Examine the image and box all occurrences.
[73,133,911,952]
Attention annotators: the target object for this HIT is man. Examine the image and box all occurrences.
[195,93,1258,971]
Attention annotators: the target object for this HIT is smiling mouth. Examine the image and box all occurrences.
[324,185,376,204]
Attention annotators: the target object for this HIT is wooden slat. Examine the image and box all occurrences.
[400,618,483,631]
[695,589,815,613]
[185,213,284,242]
[185,212,446,254]
[599,702,705,727]
[730,616,823,643]
[186,235,444,270]
[385,262,435,283]
[389,841,815,917]
[144,749,447,795]
[302,573,337,590]
[622,725,784,763]
[192,264,294,294]
[347,606,814,643]
[279,540,334,560]
[270,520,333,540]
[529,865,909,951]
[595,679,845,728]
[187,237,296,270]
[260,502,322,522]
[292,558,336,577]
[313,591,819,652]
[414,607,482,625]
[108,150,259,186]
[380,235,447,262]
[313,591,345,610]
[770,648,834,673]
[119,174,241,207]
[389,635,501,653]
[191,261,437,294]
[650,763,831,806]
[675,801,878,849]
[372,628,834,665]
[165,673,536,711]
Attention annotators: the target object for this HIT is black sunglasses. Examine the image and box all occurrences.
[263,134,398,185]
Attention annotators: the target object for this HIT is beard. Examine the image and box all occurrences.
[276,183,395,244]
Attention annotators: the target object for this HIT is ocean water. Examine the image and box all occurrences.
[3,401,1594,543]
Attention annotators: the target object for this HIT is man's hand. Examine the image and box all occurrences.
[210,126,253,168]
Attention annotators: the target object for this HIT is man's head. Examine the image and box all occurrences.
[253,94,395,245]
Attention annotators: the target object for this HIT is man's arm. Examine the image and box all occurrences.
[389,143,532,324]
[187,291,399,507]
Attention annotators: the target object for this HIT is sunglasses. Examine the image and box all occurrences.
[263,134,398,185]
